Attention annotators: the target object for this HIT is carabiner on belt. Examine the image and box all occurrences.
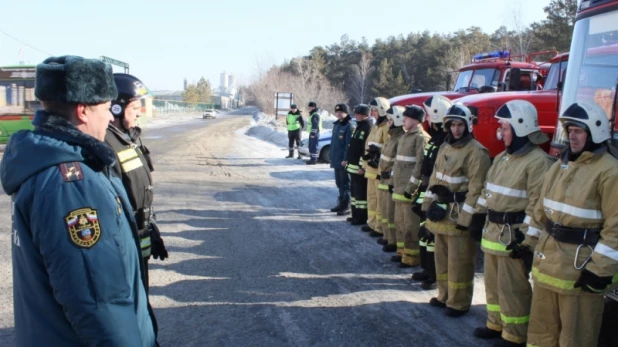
[498,223,513,246]
[574,229,593,270]
[449,193,460,221]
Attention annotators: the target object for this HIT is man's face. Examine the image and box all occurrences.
[354,113,366,122]
[370,107,379,120]
[387,118,394,127]
[450,119,466,139]
[122,99,142,129]
[403,117,418,131]
[84,101,113,141]
[498,120,513,147]
[568,125,588,154]
[335,111,346,120]
[291,107,297,112]
[308,106,315,112]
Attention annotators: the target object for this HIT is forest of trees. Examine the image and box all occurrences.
[247,0,577,115]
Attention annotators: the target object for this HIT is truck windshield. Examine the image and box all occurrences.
[453,68,500,92]
[0,66,40,116]
[544,60,568,90]
[552,8,618,148]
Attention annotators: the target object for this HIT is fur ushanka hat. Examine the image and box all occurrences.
[35,55,118,104]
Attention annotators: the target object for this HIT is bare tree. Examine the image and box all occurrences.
[505,0,534,56]
[349,51,374,105]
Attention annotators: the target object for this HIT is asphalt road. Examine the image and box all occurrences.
[0,108,615,346]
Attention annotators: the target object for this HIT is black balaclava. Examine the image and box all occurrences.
[428,123,446,144]
[506,123,531,154]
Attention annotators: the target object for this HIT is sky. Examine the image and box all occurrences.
[0,0,554,91]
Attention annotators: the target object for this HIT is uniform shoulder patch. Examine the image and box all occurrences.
[59,162,84,182]
[65,208,101,248]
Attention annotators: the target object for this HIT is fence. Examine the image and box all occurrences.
[152,99,216,116]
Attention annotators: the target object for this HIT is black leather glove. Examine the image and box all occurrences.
[506,242,533,273]
[469,213,487,242]
[388,185,394,194]
[403,191,412,200]
[381,171,391,179]
[149,220,169,261]
[418,223,428,241]
[426,229,435,244]
[426,201,448,222]
[455,224,468,231]
[411,203,423,218]
[574,269,612,293]
[368,144,381,155]
[429,185,451,197]
[376,175,381,180]
[367,159,379,168]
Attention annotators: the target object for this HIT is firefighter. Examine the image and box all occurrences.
[470,100,553,347]
[329,103,354,215]
[346,104,372,225]
[526,101,618,347]
[306,101,322,165]
[411,95,452,289]
[377,106,406,252]
[361,97,391,236]
[285,103,305,159]
[105,73,168,293]
[392,105,431,267]
[422,103,491,317]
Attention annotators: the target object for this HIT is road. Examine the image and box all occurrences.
[0,108,615,346]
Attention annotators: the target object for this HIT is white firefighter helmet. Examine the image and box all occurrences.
[560,101,611,144]
[386,106,405,127]
[423,95,453,124]
[494,100,541,137]
[369,97,391,118]
[444,103,473,133]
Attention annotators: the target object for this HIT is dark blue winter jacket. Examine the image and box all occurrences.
[329,114,354,169]
[0,111,156,347]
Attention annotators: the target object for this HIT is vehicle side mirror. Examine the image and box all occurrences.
[479,86,497,93]
[510,68,522,91]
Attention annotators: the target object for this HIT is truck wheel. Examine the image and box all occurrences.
[319,145,330,164]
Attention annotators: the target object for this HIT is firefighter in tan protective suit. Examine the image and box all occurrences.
[392,105,430,268]
[360,97,391,236]
[470,100,553,347]
[525,101,618,347]
[377,106,406,253]
[423,103,491,317]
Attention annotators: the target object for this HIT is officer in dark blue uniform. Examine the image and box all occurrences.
[329,103,354,215]
[0,56,157,347]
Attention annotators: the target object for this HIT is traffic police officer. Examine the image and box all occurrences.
[306,101,322,165]
[0,55,157,346]
[346,104,372,225]
[285,103,304,159]
[329,103,354,215]
[423,103,491,317]
[471,100,553,347]
[105,73,169,292]
[526,101,618,347]
[412,95,452,289]
[361,97,391,236]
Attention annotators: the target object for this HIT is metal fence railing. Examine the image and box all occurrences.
[152,99,216,116]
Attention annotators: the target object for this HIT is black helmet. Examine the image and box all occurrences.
[111,73,151,118]
[403,105,425,122]
[308,101,317,108]
[353,104,370,116]
[334,103,349,113]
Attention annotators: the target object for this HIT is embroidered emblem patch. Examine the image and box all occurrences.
[65,208,101,248]
[59,162,84,182]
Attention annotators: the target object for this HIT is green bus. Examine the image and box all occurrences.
[0,65,38,144]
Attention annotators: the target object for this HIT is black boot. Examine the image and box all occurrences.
[285,150,294,158]
[377,238,388,245]
[391,255,402,262]
[297,154,302,159]
[360,225,373,232]
[305,160,316,165]
[411,270,430,281]
[330,199,342,212]
[492,339,525,347]
[473,327,502,340]
[420,279,437,290]
[382,244,397,252]
[369,230,382,237]
[346,217,354,222]
[429,297,446,308]
[445,307,469,317]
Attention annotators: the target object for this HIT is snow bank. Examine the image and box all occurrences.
[141,112,204,129]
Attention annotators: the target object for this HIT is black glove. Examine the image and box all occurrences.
[574,269,612,293]
[367,159,379,168]
[455,224,468,231]
[425,229,435,244]
[376,175,381,180]
[418,223,429,241]
[368,144,381,155]
[381,171,392,179]
[403,191,412,200]
[506,242,533,273]
[149,220,169,261]
[411,203,423,218]
[388,185,394,194]
[469,213,487,242]
[429,185,451,197]
[426,201,448,222]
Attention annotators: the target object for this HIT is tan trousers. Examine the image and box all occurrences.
[367,178,380,232]
[484,253,532,344]
[395,201,420,265]
[378,189,391,240]
[434,233,477,311]
[527,285,604,347]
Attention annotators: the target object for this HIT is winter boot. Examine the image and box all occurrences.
[429,297,446,308]
[346,217,354,222]
[382,244,397,252]
[411,270,430,281]
[420,279,437,290]
[492,339,525,347]
[285,150,294,159]
[360,225,373,232]
[330,199,342,212]
[391,255,402,262]
[369,230,382,237]
[305,160,317,165]
[445,307,469,318]
[377,238,388,245]
[473,327,502,340]
[297,154,302,159]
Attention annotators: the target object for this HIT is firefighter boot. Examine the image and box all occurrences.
[445,307,469,318]
[391,255,402,262]
[473,327,502,340]
[382,244,397,252]
[412,270,430,282]
[360,225,373,232]
[286,150,294,159]
[492,339,525,347]
[330,199,342,212]
[377,238,388,245]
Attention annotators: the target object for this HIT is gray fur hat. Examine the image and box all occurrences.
[35,55,118,104]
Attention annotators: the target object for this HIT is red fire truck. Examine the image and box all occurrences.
[453,52,569,157]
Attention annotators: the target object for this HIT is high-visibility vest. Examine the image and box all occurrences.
[287,113,301,131]
[307,112,323,133]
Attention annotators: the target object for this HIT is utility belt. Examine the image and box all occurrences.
[545,220,601,245]
[435,192,467,203]
[487,210,526,225]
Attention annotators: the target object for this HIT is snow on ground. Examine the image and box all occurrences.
[141,112,204,129]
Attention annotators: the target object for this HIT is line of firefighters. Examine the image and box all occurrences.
[321,96,618,347]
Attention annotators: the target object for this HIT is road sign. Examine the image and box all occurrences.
[274,92,294,120]
[100,56,130,72]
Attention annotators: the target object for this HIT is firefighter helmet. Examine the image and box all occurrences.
[369,97,390,118]
[386,106,405,127]
[423,95,453,124]
[495,100,541,137]
[444,103,473,132]
[560,101,611,144]
[111,73,151,118]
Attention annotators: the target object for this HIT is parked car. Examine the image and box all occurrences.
[203,109,217,119]
[298,131,332,163]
